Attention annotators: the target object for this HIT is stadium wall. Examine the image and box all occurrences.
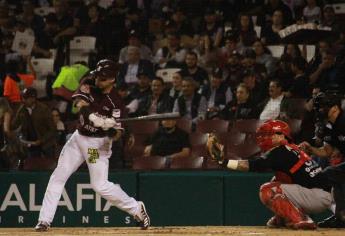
[0,171,328,227]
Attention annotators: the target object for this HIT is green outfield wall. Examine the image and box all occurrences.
[0,171,330,227]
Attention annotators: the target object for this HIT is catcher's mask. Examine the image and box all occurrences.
[255,120,291,152]
[313,92,341,122]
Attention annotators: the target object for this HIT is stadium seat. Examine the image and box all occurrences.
[23,156,57,171]
[227,142,261,160]
[287,119,302,137]
[227,131,246,147]
[31,58,55,77]
[132,156,167,170]
[196,120,229,133]
[127,121,159,134]
[69,36,96,65]
[176,119,192,133]
[189,133,208,147]
[170,156,204,169]
[231,119,264,134]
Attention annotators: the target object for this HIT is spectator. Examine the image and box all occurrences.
[283,44,302,59]
[17,0,45,37]
[180,51,209,89]
[135,77,174,116]
[154,32,187,69]
[3,56,36,107]
[168,71,183,101]
[242,69,268,104]
[197,8,223,48]
[118,46,154,85]
[257,79,292,120]
[303,0,321,23]
[51,108,66,146]
[241,48,267,80]
[321,5,341,34]
[262,0,293,26]
[173,78,207,123]
[118,29,152,64]
[193,34,220,69]
[305,40,331,76]
[170,7,194,37]
[253,40,277,76]
[0,98,13,169]
[236,13,257,47]
[287,56,310,99]
[12,87,57,159]
[143,119,191,160]
[202,67,233,119]
[224,50,243,89]
[261,9,285,45]
[219,30,244,67]
[309,49,344,92]
[221,83,255,120]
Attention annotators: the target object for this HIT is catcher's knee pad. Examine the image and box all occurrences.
[259,181,282,206]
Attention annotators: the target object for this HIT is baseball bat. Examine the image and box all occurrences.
[117,112,181,122]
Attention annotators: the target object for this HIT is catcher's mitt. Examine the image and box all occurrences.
[206,133,225,164]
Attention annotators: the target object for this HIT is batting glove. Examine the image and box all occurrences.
[89,113,105,128]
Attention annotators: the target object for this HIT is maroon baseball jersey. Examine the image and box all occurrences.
[72,77,126,137]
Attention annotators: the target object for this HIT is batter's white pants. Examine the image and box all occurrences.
[38,130,141,224]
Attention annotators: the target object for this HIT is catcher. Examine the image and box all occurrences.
[207,120,333,230]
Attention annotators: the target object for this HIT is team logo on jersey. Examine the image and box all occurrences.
[87,148,99,163]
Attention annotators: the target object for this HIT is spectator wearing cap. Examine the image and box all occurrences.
[3,56,36,107]
[235,13,257,47]
[117,46,154,85]
[287,56,310,99]
[135,77,174,116]
[125,68,152,114]
[12,87,57,160]
[242,69,268,105]
[197,8,223,48]
[180,51,209,90]
[241,48,267,80]
[173,77,207,124]
[202,67,233,119]
[309,49,344,92]
[221,83,255,120]
[154,32,187,69]
[253,40,277,76]
[261,9,285,45]
[118,29,152,64]
[168,71,183,101]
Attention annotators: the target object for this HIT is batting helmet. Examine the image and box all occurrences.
[91,59,119,79]
[256,120,291,152]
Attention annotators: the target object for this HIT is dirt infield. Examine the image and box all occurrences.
[0,226,344,236]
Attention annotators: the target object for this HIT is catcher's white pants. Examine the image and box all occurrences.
[38,130,141,224]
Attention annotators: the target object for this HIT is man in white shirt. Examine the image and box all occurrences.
[259,80,285,120]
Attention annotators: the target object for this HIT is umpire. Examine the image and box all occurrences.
[300,92,345,228]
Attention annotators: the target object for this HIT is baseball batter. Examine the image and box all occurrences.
[35,59,150,231]
[209,120,333,229]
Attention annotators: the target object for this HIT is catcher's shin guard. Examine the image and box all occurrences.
[259,182,316,229]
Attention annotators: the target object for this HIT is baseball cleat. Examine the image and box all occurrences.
[266,215,285,228]
[34,221,50,231]
[286,217,317,230]
[135,201,150,230]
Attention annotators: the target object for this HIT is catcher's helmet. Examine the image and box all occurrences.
[91,59,119,79]
[256,120,291,152]
[313,92,341,121]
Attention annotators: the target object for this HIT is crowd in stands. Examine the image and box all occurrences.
[0,0,345,170]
